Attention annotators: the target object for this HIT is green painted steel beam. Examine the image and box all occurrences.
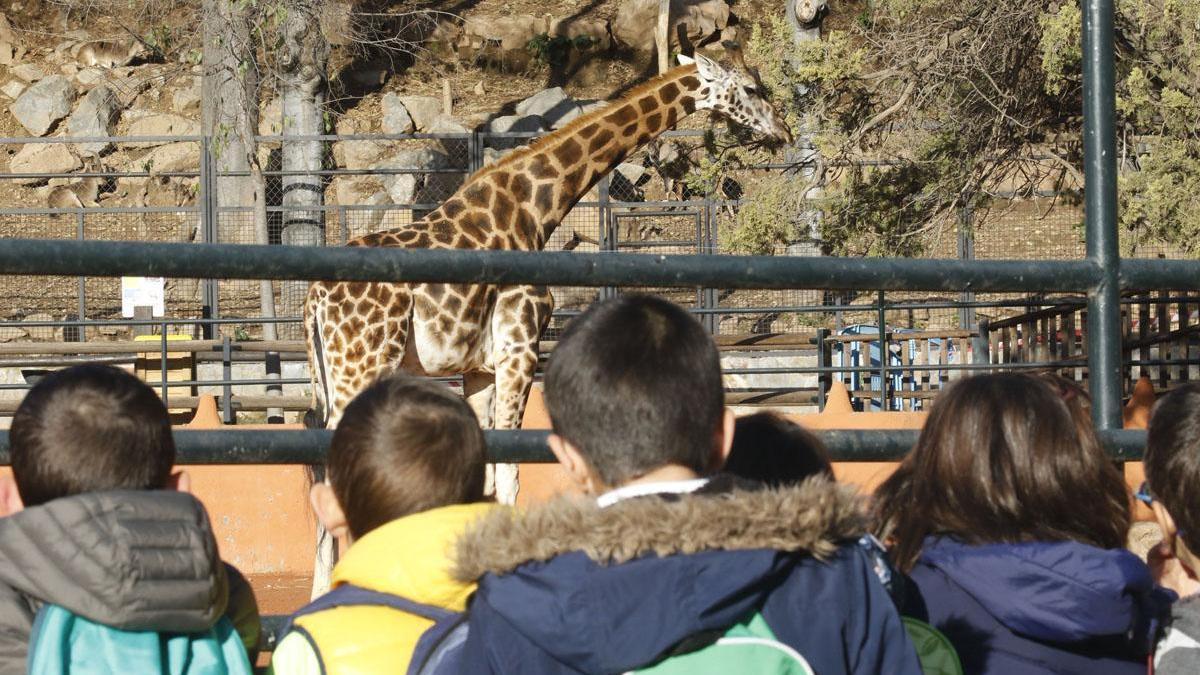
[0,238,1107,293]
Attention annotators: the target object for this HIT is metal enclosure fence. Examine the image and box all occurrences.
[0,0,1189,460]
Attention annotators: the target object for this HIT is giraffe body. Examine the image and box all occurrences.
[305,52,790,470]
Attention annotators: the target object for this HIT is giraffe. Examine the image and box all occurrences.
[306,50,788,434]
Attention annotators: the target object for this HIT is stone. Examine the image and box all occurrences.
[613,0,731,51]
[397,95,442,131]
[137,142,197,173]
[335,139,389,170]
[0,13,17,65]
[516,87,569,117]
[426,114,468,134]
[171,76,202,113]
[374,148,447,204]
[615,162,646,185]
[124,113,200,148]
[10,63,44,82]
[10,75,75,135]
[380,93,414,135]
[473,80,485,96]
[333,176,384,206]
[9,142,81,183]
[487,114,547,134]
[67,85,121,156]
[462,14,545,51]
[74,67,103,87]
[0,80,24,100]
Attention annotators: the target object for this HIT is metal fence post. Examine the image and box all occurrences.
[877,290,889,411]
[222,336,234,425]
[815,328,829,411]
[199,137,220,338]
[972,317,991,367]
[75,212,86,322]
[957,199,977,330]
[1082,0,1123,430]
[599,174,617,302]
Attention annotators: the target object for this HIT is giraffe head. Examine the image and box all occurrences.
[679,50,792,145]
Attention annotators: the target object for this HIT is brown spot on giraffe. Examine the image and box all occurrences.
[660,82,681,103]
[645,112,662,131]
[534,184,554,213]
[552,139,583,166]
[638,97,657,114]
[510,174,533,203]
[609,105,637,126]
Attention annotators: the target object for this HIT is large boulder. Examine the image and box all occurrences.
[136,142,197,173]
[0,80,25,100]
[485,114,546,150]
[10,64,44,83]
[172,76,202,113]
[397,95,442,132]
[374,148,451,205]
[613,0,731,51]
[124,113,200,148]
[67,85,121,156]
[462,14,545,51]
[381,93,414,135]
[10,142,81,183]
[10,75,75,136]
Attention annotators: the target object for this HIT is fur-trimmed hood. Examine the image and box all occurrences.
[455,477,864,581]
[453,478,923,674]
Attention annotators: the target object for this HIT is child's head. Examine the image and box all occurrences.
[874,372,1129,570]
[543,294,731,493]
[724,412,832,487]
[1144,383,1200,567]
[311,375,487,541]
[7,364,175,508]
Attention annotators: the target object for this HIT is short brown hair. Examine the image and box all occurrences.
[9,364,175,507]
[1145,383,1200,551]
[329,375,486,539]
[873,373,1130,571]
[724,412,832,486]
[544,294,725,487]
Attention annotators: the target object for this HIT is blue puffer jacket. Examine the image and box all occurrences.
[902,536,1175,674]
[452,478,922,674]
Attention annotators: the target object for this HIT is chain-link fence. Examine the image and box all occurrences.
[0,131,1190,344]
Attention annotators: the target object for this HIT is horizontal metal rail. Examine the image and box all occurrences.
[0,428,1149,462]
[0,238,1117,292]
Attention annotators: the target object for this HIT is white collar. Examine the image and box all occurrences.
[596,478,710,508]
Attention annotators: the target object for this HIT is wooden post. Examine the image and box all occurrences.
[656,0,670,74]
[442,79,453,116]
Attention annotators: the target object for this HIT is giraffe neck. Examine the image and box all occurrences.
[479,65,704,248]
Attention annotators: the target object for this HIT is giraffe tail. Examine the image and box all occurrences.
[304,303,330,430]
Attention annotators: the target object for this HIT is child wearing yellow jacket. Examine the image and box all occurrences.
[271,375,493,674]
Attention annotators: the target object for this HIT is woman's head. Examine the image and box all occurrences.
[874,373,1130,570]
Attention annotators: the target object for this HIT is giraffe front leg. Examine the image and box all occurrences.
[490,346,538,505]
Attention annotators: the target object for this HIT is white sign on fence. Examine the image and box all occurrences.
[121,276,165,317]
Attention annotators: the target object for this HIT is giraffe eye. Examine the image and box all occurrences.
[742,85,757,96]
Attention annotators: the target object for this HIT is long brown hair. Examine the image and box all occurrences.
[873,373,1130,571]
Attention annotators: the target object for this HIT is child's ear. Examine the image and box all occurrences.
[712,408,736,471]
[1152,501,1179,544]
[548,433,603,495]
[166,470,191,494]
[0,475,23,516]
[309,482,350,540]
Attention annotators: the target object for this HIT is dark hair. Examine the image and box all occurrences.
[1145,383,1200,551]
[725,412,832,486]
[9,364,175,507]
[329,375,486,539]
[544,294,725,487]
[873,372,1130,571]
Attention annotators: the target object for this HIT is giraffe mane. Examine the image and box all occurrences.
[476,63,702,178]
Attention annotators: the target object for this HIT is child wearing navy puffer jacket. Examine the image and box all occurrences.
[873,373,1174,675]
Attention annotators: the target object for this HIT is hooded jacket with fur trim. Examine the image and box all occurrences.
[454,478,923,674]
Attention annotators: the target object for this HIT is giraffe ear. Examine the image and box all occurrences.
[677,53,695,66]
[691,52,725,81]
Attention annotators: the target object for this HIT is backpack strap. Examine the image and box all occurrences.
[277,584,458,640]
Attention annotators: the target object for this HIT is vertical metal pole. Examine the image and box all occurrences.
[76,212,86,322]
[222,336,234,425]
[815,328,829,412]
[1082,0,1122,430]
[957,200,977,330]
[877,290,889,411]
[200,137,219,337]
[599,174,617,302]
[160,322,169,407]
